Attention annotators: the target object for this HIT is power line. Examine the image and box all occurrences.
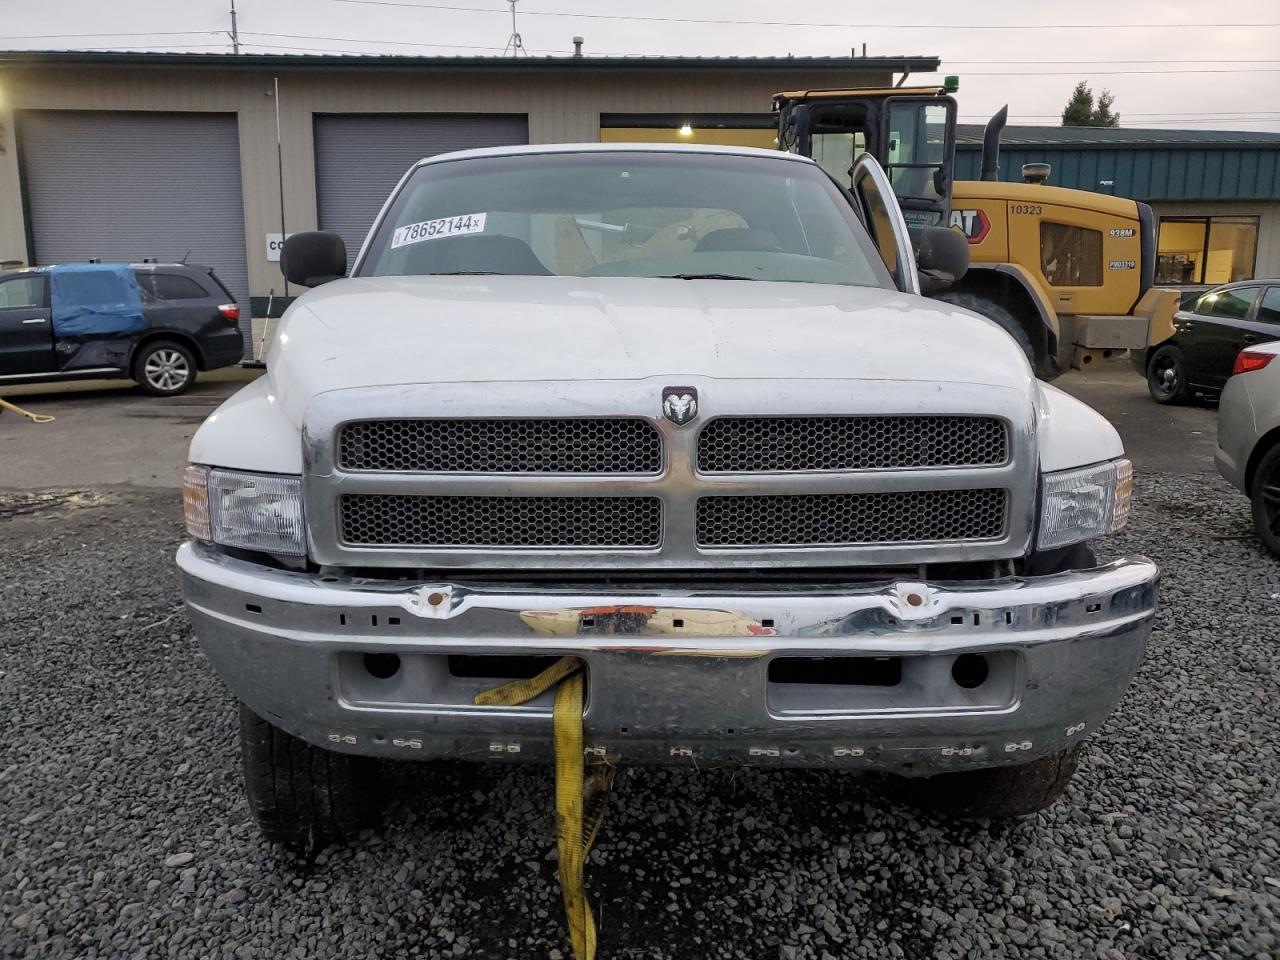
[958,68,1280,75]
[4,30,220,41]
[323,0,1280,31]
[240,30,568,52]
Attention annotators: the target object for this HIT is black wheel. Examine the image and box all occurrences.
[1250,443,1280,557]
[239,703,380,854]
[892,745,1082,820]
[935,290,1037,370]
[133,339,197,396]
[1146,344,1189,404]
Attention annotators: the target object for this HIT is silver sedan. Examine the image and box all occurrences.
[1217,340,1280,555]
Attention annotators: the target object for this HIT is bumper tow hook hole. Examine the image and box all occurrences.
[363,653,402,680]
[951,653,989,690]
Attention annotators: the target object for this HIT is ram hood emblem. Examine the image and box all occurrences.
[661,386,698,425]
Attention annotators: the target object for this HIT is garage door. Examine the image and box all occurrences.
[314,114,528,260]
[18,111,250,356]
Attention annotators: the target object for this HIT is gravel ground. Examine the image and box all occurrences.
[2,475,1278,960]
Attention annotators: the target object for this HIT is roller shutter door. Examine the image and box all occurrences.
[18,110,250,356]
[314,114,528,260]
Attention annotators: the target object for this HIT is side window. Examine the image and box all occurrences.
[1041,223,1103,287]
[150,274,210,300]
[1257,287,1280,326]
[1195,287,1256,320]
[0,275,49,309]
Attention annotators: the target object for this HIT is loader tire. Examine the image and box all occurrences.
[935,290,1036,370]
[239,703,380,854]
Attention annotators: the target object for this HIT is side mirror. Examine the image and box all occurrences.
[915,226,969,296]
[280,231,347,287]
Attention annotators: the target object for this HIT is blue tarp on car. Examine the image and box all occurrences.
[49,262,145,336]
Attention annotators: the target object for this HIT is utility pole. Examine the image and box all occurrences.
[502,0,526,57]
[229,0,241,55]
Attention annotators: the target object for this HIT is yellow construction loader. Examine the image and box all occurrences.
[773,84,1180,379]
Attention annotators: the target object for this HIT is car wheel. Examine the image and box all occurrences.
[133,340,197,396]
[239,703,380,855]
[891,744,1082,820]
[1147,344,1189,404]
[1250,443,1280,557]
[934,290,1037,371]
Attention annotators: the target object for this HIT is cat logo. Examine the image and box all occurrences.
[949,208,991,244]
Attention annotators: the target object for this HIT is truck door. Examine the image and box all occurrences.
[850,155,920,296]
[0,274,55,375]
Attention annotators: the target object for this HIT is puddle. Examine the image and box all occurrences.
[0,490,116,520]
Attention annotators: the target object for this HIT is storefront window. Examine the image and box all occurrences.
[1156,216,1258,285]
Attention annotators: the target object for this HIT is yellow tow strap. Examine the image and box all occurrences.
[0,398,55,423]
[475,656,613,960]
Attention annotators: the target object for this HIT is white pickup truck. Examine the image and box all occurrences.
[177,144,1157,850]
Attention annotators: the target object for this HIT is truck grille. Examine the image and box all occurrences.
[340,494,663,548]
[696,489,1008,547]
[338,418,662,474]
[696,416,1008,473]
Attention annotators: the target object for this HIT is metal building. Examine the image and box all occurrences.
[954,125,1280,291]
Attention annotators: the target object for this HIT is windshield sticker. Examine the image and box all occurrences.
[391,213,487,249]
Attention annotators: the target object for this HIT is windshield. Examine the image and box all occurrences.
[357,151,891,288]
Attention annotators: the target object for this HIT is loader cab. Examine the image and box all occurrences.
[774,87,958,235]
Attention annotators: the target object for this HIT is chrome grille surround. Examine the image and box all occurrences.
[338,417,662,474]
[697,415,1008,473]
[696,489,1008,547]
[340,494,662,548]
[302,378,1037,570]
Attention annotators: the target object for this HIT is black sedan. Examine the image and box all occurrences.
[1138,279,1280,404]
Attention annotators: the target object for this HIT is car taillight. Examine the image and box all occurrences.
[218,304,241,324]
[1233,350,1274,376]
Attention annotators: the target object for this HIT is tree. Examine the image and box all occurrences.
[1093,89,1120,127]
[1061,82,1121,127]
[1062,82,1095,126]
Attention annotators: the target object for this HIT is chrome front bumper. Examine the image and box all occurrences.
[178,541,1158,775]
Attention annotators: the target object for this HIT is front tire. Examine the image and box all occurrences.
[133,340,197,396]
[239,703,380,854]
[1250,443,1280,557]
[892,745,1082,819]
[1146,344,1189,404]
[935,290,1037,371]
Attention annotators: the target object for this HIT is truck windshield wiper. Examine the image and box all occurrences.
[428,270,506,276]
[659,273,760,281]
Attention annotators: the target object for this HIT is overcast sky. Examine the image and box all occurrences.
[4,0,1279,131]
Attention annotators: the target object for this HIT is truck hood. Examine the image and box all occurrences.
[265,275,1034,424]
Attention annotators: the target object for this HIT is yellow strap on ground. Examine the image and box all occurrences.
[475,656,613,960]
[0,398,55,423]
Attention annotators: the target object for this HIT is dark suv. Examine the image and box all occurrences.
[0,262,243,396]
[1138,279,1280,404]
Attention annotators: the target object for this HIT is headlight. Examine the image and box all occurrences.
[182,465,306,556]
[1037,458,1133,550]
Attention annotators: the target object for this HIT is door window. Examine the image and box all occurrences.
[1257,287,1280,326]
[0,275,49,309]
[884,102,949,222]
[1194,287,1257,320]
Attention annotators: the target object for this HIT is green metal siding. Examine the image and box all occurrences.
[954,145,1280,201]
